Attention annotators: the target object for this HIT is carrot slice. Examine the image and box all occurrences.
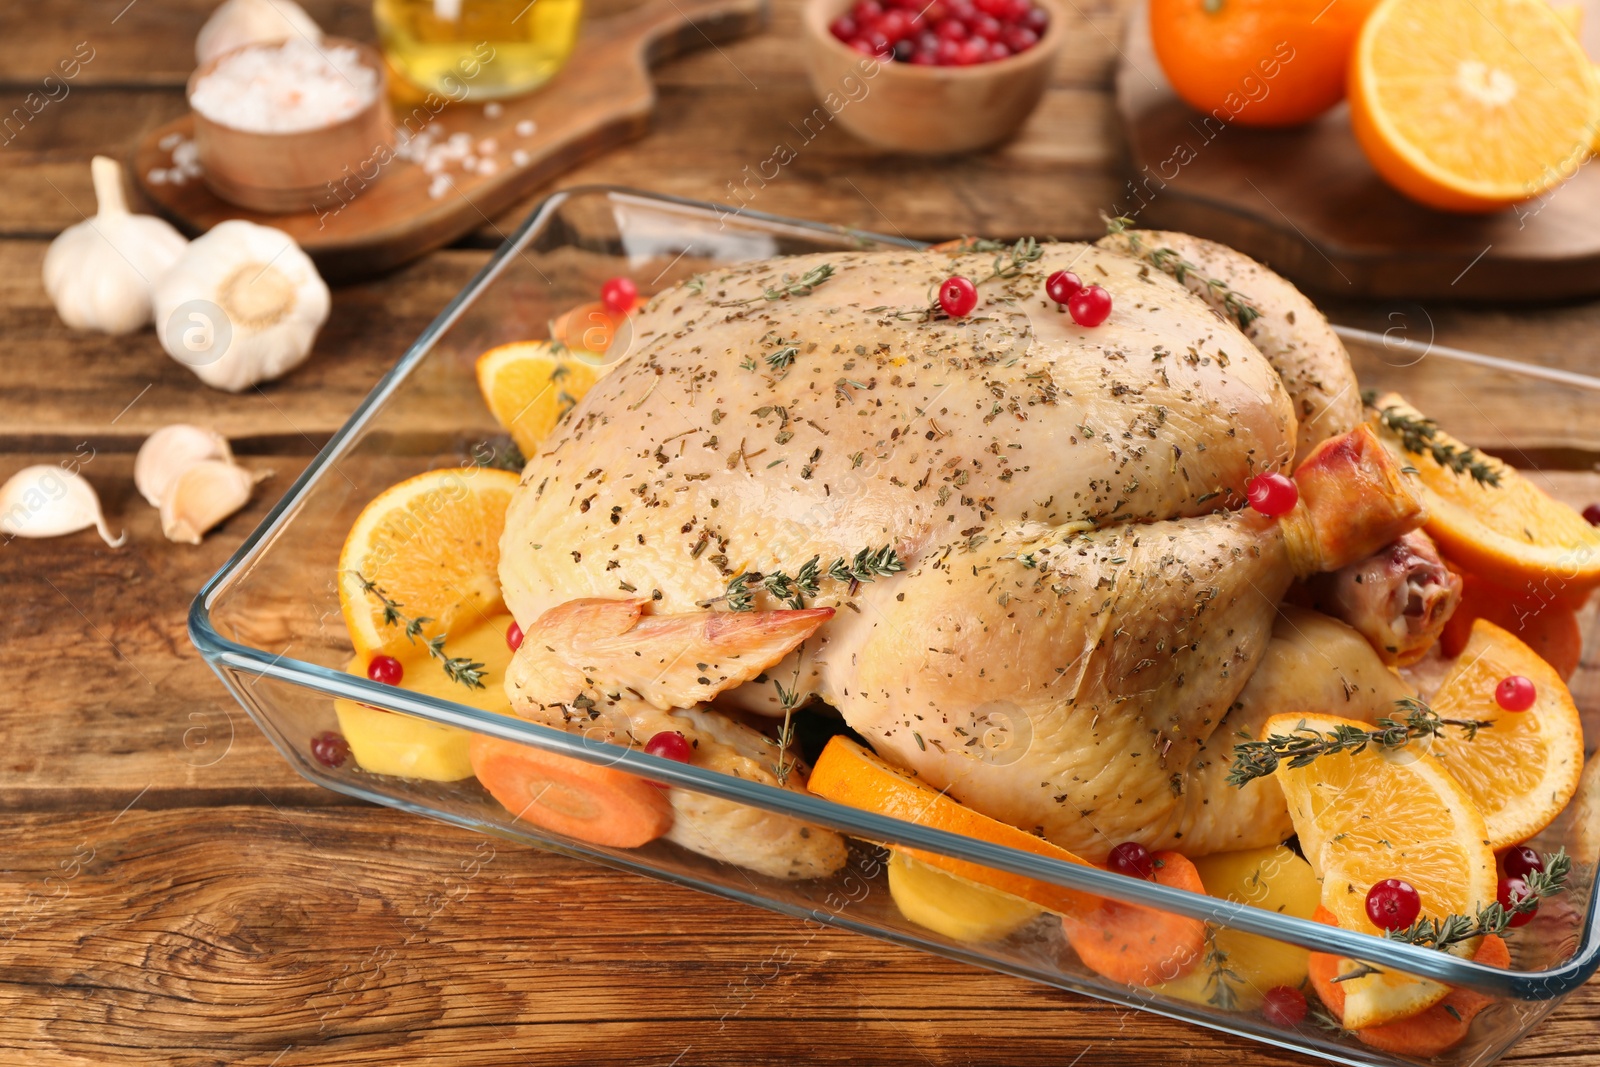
[1440,570,1582,680]
[808,736,1101,916]
[469,734,673,849]
[1060,852,1208,987]
[1308,906,1509,1057]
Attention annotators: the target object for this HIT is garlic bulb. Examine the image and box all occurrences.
[196,0,323,65]
[152,219,330,392]
[0,465,125,547]
[135,424,234,507]
[42,157,189,335]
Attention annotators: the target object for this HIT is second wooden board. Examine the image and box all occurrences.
[1114,1,1600,303]
[132,0,766,282]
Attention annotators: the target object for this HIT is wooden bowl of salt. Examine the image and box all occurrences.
[187,37,394,214]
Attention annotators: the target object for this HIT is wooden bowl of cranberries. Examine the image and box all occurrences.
[802,0,1063,154]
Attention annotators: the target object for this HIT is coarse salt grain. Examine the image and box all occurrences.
[191,39,378,134]
[428,174,451,199]
[158,132,182,151]
[515,119,536,137]
[511,148,531,166]
[477,137,497,154]
[484,102,503,118]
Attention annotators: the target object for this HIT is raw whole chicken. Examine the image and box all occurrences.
[498,233,1443,873]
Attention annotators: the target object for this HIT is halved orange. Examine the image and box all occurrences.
[807,736,1099,916]
[1428,619,1585,849]
[1371,393,1600,607]
[475,340,605,458]
[1268,711,1497,1028]
[337,467,521,658]
[1350,0,1600,212]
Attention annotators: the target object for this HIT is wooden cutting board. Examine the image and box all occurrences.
[131,0,766,282]
[1115,1,1600,302]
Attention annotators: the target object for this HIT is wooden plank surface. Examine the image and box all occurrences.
[3,0,1600,1064]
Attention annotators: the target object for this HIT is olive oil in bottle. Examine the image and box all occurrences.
[373,0,583,101]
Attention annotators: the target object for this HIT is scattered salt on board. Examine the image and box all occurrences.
[191,39,378,134]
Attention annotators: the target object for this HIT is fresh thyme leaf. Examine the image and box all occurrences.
[1227,697,1493,787]
[715,264,835,307]
[765,343,800,374]
[1371,403,1502,487]
[350,570,487,690]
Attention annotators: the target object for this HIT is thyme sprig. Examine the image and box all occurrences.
[915,236,1046,321]
[1386,850,1571,951]
[765,340,800,375]
[702,545,905,611]
[1368,400,1502,487]
[714,263,835,307]
[349,571,488,689]
[771,666,804,786]
[1198,928,1245,1011]
[1226,698,1492,787]
[1104,216,1262,331]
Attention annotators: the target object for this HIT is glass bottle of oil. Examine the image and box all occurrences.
[373,0,584,102]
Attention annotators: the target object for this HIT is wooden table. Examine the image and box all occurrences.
[3,1,1599,1064]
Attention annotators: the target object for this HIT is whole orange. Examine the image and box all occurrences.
[1150,0,1378,127]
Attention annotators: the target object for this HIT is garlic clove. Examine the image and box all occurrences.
[159,459,266,544]
[0,465,125,547]
[197,0,323,66]
[135,424,235,508]
[152,219,330,393]
[42,157,190,336]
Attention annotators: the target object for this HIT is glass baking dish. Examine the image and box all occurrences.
[190,186,1600,1066]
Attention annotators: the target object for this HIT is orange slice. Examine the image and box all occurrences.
[337,467,520,658]
[475,340,605,458]
[1350,0,1600,212]
[1372,394,1600,606]
[1428,619,1585,849]
[807,736,1099,916]
[1309,906,1510,1055]
[1267,711,1497,1029]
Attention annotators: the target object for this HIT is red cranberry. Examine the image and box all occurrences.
[1003,25,1038,51]
[506,620,525,651]
[1003,0,1031,20]
[975,0,1007,15]
[987,40,1010,60]
[862,28,892,53]
[1067,283,1113,326]
[1261,985,1308,1028]
[971,14,1002,39]
[1584,504,1600,525]
[939,275,978,317]
[1107,841,1156,879]
[600,276,637,314]
[911,48,938,64]
[936,17,968,39]
[854,0,884,19]
[1044,269,1082,305]
[935,37,962,63]
[1246,471,1299,517]
[879,9,912,40]
[1365,878,1422,931]
[1495,674,1536,712]
[1502,845,1544,880]
[923,0,947,19]
[830,14,858,39]
[1498,876,1538,927]
[311,731,350,768]
[645,730,692,763]
[1023,5,1048,30]
[366,654,403,685]
[892,37,914,60]
[956,37,988,64]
